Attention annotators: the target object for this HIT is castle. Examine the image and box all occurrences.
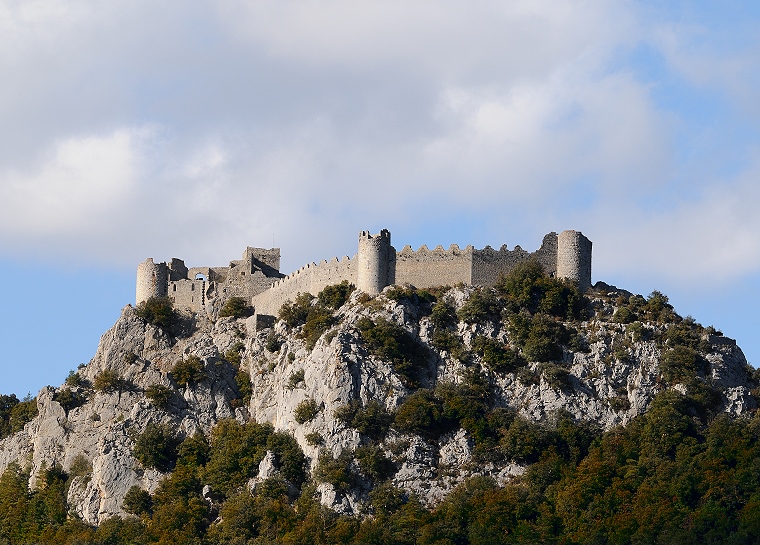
[136,229,592,320]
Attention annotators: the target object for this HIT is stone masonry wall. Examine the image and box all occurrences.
[471,232,558,286]
[393,245,473,288]
[251,256,357,316]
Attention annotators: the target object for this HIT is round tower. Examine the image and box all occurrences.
[556,230,592,291]
[357,229,391,295]
[136,258,168,305]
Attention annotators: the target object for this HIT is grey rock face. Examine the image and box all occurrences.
[0,286,756,522]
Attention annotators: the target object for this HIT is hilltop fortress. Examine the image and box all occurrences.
[136,229,592,319]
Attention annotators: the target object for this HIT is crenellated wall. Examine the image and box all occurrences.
[136,228,592,323]
[251,256,357,316]
[393,244,474,287]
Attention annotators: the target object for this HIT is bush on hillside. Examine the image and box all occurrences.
[135,296,177,329]
[219,297,254,319]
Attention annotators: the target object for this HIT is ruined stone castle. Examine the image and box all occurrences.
[136,229,592,319]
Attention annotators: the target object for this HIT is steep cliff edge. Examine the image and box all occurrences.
[0,275,756,528]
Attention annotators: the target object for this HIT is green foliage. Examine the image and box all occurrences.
[314,452,355,492]
[497,259,587,319]
[170,355,206,387]
[0,394,21,439]
[643,289,675,323]
[203,420,272,497]
[538,362,573,390]
[278,292,315,328]
[661,345,704,384]
[430,300,457,329]
[124,351,139,364]
[132,423,180,472]
[9,396,36,433]
[293,398,320,424]
[123,485,153,515]
[145,384,174,409]
[355,444,396,481]
[471,336,526,372]
[278,292,337,349]
[356,317,428,388]
[334,400,393,440]
[508,312,567,362]
[68,453,92,479]
[234,370,252,405]
[305,432,323,446]
[317,280,356,309]
[224,341,245,366]
[177,432,211,469]
[393,388,446,437]
[93,369,129,393]
[65,370,85,387]
[612,306,636,324]
[218,296,254,318]
[53,387,84,414]
[287,369,305,390]
[431,329,467,360]
[457,288,502,324]
[265,332,283,353]
[135,296,177,329]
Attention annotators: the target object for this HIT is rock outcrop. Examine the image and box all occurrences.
[0,283,755,524]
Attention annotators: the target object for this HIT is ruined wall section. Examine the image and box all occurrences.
[252,256,357,317]
[393,245,473,288]
[471,232,558,287]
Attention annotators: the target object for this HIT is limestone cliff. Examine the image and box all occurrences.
[0,282,755,525]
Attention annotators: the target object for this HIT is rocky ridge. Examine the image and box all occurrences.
[0,281,755,526]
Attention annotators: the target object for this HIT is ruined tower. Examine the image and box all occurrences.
[136,258,168,305]
[556,230,592,291]
[357,229,391,295]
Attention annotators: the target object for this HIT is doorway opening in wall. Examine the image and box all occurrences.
[195,274,207,281]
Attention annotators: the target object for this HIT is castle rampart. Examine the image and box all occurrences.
[137,228,592,321]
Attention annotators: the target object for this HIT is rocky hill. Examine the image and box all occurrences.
[0,263,757,543]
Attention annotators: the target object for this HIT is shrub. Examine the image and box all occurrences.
[54,388,84,414]
[497,260,587,319]
[177,432,211,468]
[314,452,355,492]
[538,363,572,390]
[355,445,396,481]
[279,293,315,328]
[301,306,335,349]
[135,296,177,329]
[356,317,427,388]
[661,346,703,384]
[123,485,152,515]
[471,336,525,372]
[225,342,245,366]
[65,371,85,388]
[393,389,445,437]
[265,333,283,353]
[93,369,128,393]
[294,399,321,424]
[145,384,174,409]
[643,290,675,323]
[457,289,502,324]
[520,314,566,363]
[9,396,37,432]
[235,371,252,405]
[124,352,139,364]
[317,281,356,309]
[287,370,305,390]
[499,416,555,464]
[517,367,540,386]
[305,432,323,446]
[68,453,92,479]
[219,297,254,319]
[430,300,457,329]
[613,307,636,324]
[334,400,393,440]
[132,423,180,472]
[171,356,206,386]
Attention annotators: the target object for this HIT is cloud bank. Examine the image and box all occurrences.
[1,1,759,285]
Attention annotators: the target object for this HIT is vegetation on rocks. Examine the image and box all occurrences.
[0,263,758,544]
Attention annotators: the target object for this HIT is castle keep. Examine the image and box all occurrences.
[136,229,592,318]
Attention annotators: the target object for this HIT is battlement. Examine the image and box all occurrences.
[137,228,592,320]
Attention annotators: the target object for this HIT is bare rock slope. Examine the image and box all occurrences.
[0,283,755,524]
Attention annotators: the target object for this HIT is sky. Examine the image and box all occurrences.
[1,0,760,396]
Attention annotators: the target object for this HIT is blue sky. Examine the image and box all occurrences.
[1,1,760,396]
